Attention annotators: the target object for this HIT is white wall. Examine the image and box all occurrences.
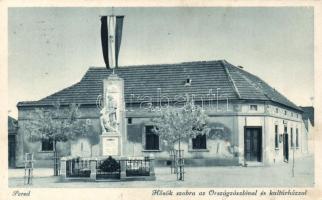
[70,138,100,157]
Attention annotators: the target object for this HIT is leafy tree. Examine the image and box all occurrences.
[25,101,94,176]
[152,96,210,180]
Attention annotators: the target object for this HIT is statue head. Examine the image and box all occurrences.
[100,107,107,115]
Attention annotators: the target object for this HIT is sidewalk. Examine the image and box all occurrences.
[8,155,314,188]
[9,168,55,178]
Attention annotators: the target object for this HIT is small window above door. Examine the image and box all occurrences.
[250,105,258,111]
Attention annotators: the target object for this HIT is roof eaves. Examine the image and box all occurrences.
[17,81,82,107]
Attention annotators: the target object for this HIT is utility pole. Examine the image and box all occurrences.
[292,146,295,177]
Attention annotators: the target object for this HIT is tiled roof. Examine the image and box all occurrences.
[17,60,301,111]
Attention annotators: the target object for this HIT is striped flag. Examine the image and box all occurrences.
[101,15,124,69]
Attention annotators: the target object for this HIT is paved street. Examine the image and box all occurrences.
[9,155,314,188]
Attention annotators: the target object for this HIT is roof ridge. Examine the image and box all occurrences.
[221,62,241,99]
[235,67,272,100]
[88,59,224,69]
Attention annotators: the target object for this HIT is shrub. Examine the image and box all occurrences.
[98,156,120,172]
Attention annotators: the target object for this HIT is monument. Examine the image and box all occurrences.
[99,74,127,157]
[98,15,127,157]
[60,14,155,181]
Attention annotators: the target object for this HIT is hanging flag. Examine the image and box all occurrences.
[101,15,124,69]
[101,16,109,68]
[115,16,124,68]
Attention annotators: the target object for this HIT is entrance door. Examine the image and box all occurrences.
[8,135,16,168]
[283,134,289,162]
[244,127,262,162]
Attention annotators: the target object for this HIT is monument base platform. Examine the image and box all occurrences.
[60,155,156,182]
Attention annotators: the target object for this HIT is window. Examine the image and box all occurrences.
[275,108,279,113]
[250,105,258,111]
[41,139,53,151]
[185,77,192,86]
[285,110,287,115]
[128,118,132,124]
[192,134,207,149]
[290,128,294,147]
[275,125,279,149]
[296,128,299,148]
[145,126,159,150]
[284,126,287,134]
[291,112,293,117]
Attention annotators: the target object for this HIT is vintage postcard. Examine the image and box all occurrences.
[1,1,321,200]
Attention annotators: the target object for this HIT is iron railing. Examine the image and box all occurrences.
[63,156,153,180]
[66,158,91,178]
[125,158,150,176]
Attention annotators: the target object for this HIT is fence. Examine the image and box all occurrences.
[66,158,91,178]
[125,158,151,176]
[61,156,155,181]
[169,150,176,174]
[53,152,61,176]
[175,150,185,181]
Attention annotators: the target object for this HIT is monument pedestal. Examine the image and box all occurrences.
[100,133,122,157]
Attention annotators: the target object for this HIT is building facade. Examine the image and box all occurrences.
[8,116,18,168]
[300,106,314,154]
[15,60,310,167]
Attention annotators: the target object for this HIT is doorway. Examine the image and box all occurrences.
[244,127,262,162]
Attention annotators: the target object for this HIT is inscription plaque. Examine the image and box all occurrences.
[102,136,119,156]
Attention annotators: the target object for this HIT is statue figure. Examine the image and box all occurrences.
[100,95,118,133]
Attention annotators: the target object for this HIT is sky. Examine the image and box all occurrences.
[8,7,314,118]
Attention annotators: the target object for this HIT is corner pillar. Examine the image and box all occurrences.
[60,157,67,181]
[120,159,126,180]
[90,159,97,181]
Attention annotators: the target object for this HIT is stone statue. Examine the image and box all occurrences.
[100,95,118,133]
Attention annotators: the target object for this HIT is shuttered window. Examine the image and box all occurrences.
[145,126,159,150]
[275,125,279,149]
[192,134,207,149]
[41,139,53,151]
[296,128,299,148]
[290,128,294,147]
